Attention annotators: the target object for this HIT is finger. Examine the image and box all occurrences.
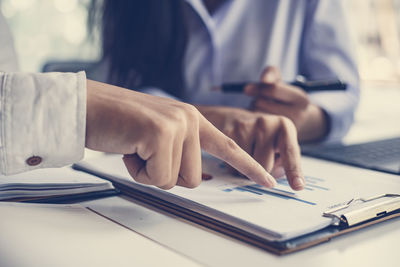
[176,124,202,188]
[252,119,276,173]
[233,121,254,155]
[253,99,295,119]
[244,83,271,96]
[255,84,308,106]
[217,127,241,176]
[136,139,174,188]
[276,118,305,190]
[271,166,285,178]
[271,156,285,178]
[123,154,148,184]
[226,121,255,176]
[261,66,281,84]
[164,133,184,189]
[245,66,281,96]
[199,115,276,187]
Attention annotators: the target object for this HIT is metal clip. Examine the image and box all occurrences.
[323,194,400,227]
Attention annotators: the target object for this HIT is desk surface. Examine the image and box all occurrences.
[1,84,399,267]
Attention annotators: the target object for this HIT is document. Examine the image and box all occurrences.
[75,154,400,242]
[0,166,115,201]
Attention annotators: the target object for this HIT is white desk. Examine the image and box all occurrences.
[0,203,202,267]
[1,84,399,267]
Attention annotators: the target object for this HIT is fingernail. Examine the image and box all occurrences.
[265,175,277,188]
[293,177,305,190]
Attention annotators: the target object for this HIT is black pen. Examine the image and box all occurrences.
[214,76,347,93]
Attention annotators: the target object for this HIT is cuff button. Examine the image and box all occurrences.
[26,156,42,166]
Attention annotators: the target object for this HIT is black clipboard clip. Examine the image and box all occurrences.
[323,194,400,227]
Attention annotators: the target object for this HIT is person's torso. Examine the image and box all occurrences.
[183,0,308,107]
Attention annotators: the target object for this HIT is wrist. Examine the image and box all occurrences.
[298,104,329,143]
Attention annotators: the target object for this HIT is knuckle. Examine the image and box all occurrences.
[224,137,240,152]
[185,177,201,189]
[281,143,299,157]
[279,116,294,128]
[182,103,199,117]
[154,173,174,188]
[160,182,175,190]
[136,144,152,160]
[233,121,247,139]
[154,122,175,141]
[233,119,246,129]
[255,116,268,131]
[171,107,188,126]
[286,164,302,177]
[182,104,200,128]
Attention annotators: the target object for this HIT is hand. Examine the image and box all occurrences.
[197,106,305,190]
[85,80,276,189]
[245,66,328,142]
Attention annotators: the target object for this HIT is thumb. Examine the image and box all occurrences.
[123,154,146,179]
[261,66,281,84]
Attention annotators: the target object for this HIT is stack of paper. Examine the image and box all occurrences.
[0,167,115,202]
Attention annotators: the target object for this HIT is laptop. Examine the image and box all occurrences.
[301,137,400,175]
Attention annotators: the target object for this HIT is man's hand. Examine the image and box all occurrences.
[85,80,277,190]
[245,66,328,142]
[197,106,305,191]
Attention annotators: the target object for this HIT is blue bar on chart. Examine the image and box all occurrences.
[222,184,317,206]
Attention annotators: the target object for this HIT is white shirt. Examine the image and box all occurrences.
[145,0,360,142]
[0,12,86,175]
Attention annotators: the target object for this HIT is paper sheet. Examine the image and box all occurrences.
[75,154,400,241]
[0,166,113,200]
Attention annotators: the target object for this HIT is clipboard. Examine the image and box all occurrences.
[110,180,400,255]
[73,154,400,256]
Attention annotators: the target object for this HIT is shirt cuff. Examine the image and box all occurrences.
[0,71,87,175]
[309,88,359,143]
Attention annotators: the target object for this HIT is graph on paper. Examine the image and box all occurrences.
[220,176,330,206]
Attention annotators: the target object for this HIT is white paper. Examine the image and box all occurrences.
[0,166,114,200]
[75,154,400,241]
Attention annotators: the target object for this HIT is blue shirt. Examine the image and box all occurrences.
[147,0,360,142]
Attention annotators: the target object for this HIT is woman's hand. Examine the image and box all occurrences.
[85,80,277,190]
[245,66,329,142]
[197,105,305,190]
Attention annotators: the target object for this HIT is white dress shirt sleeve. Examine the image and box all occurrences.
[0,71,87,175]
[301,0,360,142]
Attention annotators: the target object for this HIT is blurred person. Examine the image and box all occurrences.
[0,8,305,190]
[91,0,359,146]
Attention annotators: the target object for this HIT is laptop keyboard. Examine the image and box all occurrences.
[301,137,400,174]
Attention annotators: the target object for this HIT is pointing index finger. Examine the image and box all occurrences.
[199,116,276,188]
